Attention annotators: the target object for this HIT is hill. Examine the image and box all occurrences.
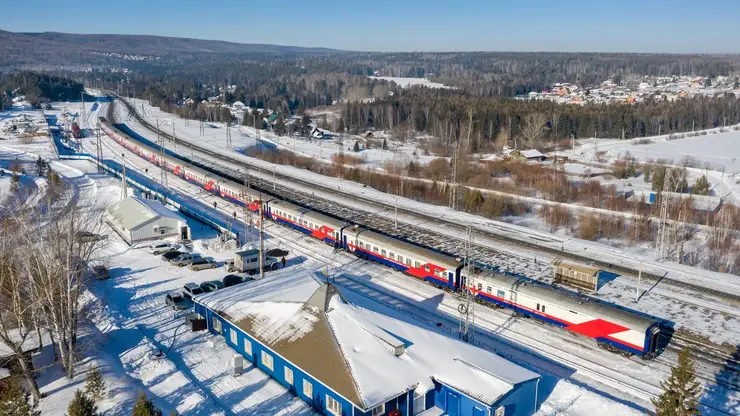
[0,30,341,69]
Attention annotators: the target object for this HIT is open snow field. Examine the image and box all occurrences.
[369,76,455,89]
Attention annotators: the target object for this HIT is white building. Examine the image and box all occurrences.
[105,196,191,245]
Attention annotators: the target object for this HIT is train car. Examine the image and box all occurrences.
[464,269,661,357]
[344,227,463,289]
[217,181,261,212]
[266,200,346,245]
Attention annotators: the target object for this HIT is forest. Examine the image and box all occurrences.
[0,71,84,109]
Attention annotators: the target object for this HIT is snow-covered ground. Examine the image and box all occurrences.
[369,76,455,89]
[2,114,736,415]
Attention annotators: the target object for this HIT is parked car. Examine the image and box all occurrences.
[149,242,178,255]
[170,253,199,267]
[165,293,189,310]
[91,265,110,280]
[222,274,246,288]
[160,251,183,261]
[76,231,108,244]
[189,258,218,271]
[200,280,224,293]
[182,283,204,300]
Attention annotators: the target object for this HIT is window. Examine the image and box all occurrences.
[536,303,540,311]
[326,395,342,416]
[389,252,395,260]
[303,379,313,398]
[212,318,222,334]
[359,241,364,248]
[373,246,379,253]
[542,305,546,313]
[406,258,412,266]
[230,328,238,345]
[424,265,430,272]
[487,286,492,293]
[381,249,386,257]
[497,290,505,298]
[160,229,166,235]
[284,367,293,385]
[261,351,274,371]
[477,283,483,290]
[415,261,421,268]
[372,404,385,416]
[244,339,252,355]
[397,255,403,263]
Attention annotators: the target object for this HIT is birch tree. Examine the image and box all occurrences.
[520,113,548,150]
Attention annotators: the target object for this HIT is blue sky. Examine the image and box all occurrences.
[3,0,739,53]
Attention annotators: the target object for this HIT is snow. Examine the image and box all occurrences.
[369,77,455,90]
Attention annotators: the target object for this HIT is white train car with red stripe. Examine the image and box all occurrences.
[344,227,464,289]
[465,269,661,357]
[266,200,345,244]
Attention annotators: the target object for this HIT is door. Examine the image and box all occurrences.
[446,392,459,416]
[473,406,485,416]
[413,392,426,415]
[180,226,188,240]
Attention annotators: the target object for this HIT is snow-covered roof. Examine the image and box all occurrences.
[106,196,186,230]
[520,149,546,159]
[0,329,51,358]
[196,269,540,410]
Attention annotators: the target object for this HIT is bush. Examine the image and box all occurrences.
[66,390,98,416]
[85,365,106,402]
[0,377,41,416]
[132,392,162,416]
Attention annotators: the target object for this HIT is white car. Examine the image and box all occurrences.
[149,242,177,255]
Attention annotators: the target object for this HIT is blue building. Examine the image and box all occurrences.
[194,270,541,416]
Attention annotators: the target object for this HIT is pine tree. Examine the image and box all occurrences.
[66,390,98,416]
[132,392,162,416]
[85,365,106,402]
[353,141,360,152]
[692,175,710,196]
[0,377,41,416]
[651,347,702,416]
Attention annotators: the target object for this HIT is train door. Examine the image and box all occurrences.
[648,326,660,355]
[445,392,460,416]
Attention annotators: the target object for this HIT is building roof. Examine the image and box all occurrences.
[519,149,546,159]
[552,259,600,276]
[106,196,186,231]
[196,269,540,410]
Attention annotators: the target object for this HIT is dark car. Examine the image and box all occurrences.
[165,293,189,310]
[92,265,110,280]
[182,283,204,300]
[160,251,183,261]
[222,274,246,288]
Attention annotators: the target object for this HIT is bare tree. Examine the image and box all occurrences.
[12,194,106,379]
[520,113,548,149]
[551,112,561,138]
[0,212,42,400]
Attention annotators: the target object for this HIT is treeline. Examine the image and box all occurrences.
[0,71,84,109]
[341,88,740,152]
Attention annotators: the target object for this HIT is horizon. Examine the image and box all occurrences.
[3,0,740,54]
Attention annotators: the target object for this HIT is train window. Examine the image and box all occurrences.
[415,261,421,268]
[477,283,482,290]
[406,258,412,266]
[542,305,546,313]
[536,303,540,311]
[487,286,492,293]
[373,246,379,253]
[389,252,395,260]
[424,265,430,272]
[569,310,578,314]
[497,290,505,298]
[381,249,386,257]
[397,255,403,263]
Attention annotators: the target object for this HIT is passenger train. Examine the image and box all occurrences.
[98,116,662,358]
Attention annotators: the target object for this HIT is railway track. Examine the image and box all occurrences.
[111,95,740,307]
[94,117,739,414]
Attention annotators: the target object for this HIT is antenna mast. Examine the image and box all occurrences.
[157,119,168,202]
[449,144,459,210]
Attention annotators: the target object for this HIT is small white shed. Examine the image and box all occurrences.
[106,196,191,245]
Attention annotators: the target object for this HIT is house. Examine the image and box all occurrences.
[645,191,722,214]
[183,98,195,106]
[105,196,191,245]
[503,148,546,162]
[194,269,542,416]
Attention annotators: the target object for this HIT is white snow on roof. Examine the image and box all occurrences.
[198,269,539,409]
[0,329,50,358]
[106,196,186,230]
[520,149,545,159]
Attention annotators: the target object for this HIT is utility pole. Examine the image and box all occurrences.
[120,154,127,199]
[635,261,643,302]
[258,188,265,280]
[449,144,459,210]
[158,119,168,201]
[657,169,672,260]
[273,165,276,191]
[80,92,86,132]
[394,197,398,232]
[172,123,177,151]
[226,121,232,148]
[96,122,103,173]
[458,225,475,343]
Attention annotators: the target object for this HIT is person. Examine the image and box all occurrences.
[281,256,287,268]
[213,201,217,208]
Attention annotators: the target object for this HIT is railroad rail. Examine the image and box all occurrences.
[111,95,740,307]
